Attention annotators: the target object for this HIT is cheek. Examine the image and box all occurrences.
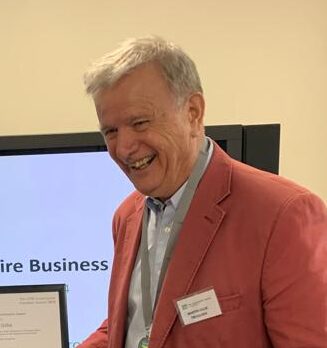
[105,140,115,157]
[107,148,121,167]
[107,150,114,162]
[154,131,187,165]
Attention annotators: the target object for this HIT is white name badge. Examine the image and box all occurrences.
[175,288,222,326]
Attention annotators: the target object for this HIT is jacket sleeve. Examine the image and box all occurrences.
[77,319,108,348]
[262,192,327,347]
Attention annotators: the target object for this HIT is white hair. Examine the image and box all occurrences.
[83,36,203,104]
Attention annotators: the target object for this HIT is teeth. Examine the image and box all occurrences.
[130,156,154,170]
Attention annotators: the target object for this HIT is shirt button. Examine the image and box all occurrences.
[164,226,171,233]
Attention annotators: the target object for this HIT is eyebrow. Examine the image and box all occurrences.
[98,124,111,134]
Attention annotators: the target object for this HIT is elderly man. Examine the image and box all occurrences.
[79,36,327,348]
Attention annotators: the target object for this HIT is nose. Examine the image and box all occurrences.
[113,128,139,163]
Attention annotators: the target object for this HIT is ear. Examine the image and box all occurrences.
[186,92,205,137]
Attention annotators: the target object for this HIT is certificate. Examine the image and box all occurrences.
[0,284,69,348]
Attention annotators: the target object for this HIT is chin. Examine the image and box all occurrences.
[138,186,166,199]
[133,184,156,197]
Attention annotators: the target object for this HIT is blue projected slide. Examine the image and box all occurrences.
[0,151,134,347]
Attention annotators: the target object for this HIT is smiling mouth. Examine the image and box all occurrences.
[129,155,156,170]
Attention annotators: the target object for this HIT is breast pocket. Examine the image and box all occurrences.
[218,293,242,313]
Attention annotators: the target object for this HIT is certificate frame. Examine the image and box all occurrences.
[0,284,69,348]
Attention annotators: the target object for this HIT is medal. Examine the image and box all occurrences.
[138,336,149,348]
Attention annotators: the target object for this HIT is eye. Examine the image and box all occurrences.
[133,119,150,131]
[103,127,118,140]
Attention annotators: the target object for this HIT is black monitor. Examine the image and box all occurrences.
[0,123,280,172]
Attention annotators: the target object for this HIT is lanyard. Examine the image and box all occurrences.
[140,138,210,337]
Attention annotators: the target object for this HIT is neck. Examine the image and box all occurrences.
[156,136,207,202]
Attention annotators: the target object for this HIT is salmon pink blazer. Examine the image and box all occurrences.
[79,143,327,348]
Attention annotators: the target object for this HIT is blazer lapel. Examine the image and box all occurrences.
[149,144,232,348]
[110,195,145,348]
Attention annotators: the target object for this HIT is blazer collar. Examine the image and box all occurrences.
[149,143,233,348]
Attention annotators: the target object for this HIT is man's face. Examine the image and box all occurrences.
[95,63,204,200]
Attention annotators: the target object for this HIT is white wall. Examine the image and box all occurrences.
[1,0,326,201]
